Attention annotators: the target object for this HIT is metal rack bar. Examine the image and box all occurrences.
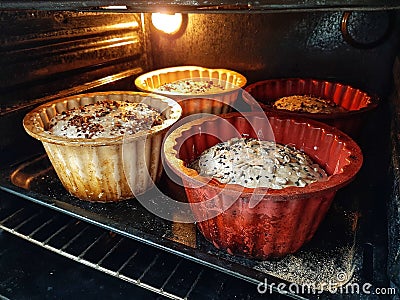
[184,269,204,299]
[0,207,24,224]
[10,212,40,231]
[77,232,107,259]
[42,219,76,245]
[96,236,124,266]
[28,217,55,238]
[115,248,139,275]
[161,259,183,291]
[60,225,91,251]
[137,253,160,282]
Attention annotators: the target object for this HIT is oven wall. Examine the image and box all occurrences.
[0,10,150,165]
[0,10,150,107]
[148,11,400,98]
[390,54,400,295]
[2,11,398,104]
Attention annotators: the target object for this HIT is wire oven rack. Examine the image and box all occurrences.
[0,192,279,300]
[0,152,374,300]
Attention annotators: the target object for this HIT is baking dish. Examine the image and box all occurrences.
[163,112,363,259]
[242,78,379,137]
[23,91,182,202]
[134,66,247,117]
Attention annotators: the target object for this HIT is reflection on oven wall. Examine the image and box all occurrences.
[148,11,400,98]
[0,11,148,107]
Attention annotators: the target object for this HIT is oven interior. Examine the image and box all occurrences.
[1,5,400,299]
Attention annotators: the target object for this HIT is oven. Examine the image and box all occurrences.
[1,2,400,299]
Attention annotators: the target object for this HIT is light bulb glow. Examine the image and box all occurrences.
[151,13,183,34]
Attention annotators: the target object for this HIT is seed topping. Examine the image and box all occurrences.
[190,137,327,189]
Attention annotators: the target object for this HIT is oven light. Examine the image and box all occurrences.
[151,13,183,35]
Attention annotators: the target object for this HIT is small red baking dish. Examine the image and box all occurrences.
[242,78,379,137]
[163,112,363,259]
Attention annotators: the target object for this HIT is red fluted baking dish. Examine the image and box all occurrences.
[242,78,379,137]
[163,112,363,259]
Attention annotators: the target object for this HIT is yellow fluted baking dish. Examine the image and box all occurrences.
[23,91,182,202]
[134,66,247,117]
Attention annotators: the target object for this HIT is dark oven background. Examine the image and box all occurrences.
[1,11,400,163]
[1,9,400,299]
